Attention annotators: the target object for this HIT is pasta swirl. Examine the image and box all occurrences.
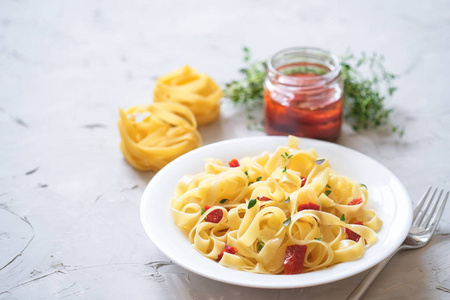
[154,65,222,126]
[171,136,382,274]
[118,102,201,171]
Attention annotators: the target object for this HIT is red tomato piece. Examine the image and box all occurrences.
[257,196,272,201]
[228,159,240,167]
[300,177,306,187]
[348,197,363,205]
[345,221,363,242]
[298,202,320,212]
[217,244,238,262]
[284,244,307,274]
[204,206,223,223]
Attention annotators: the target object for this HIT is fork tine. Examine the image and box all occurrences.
[425,190,449,235]
[413,187,437,227]
[413,186,432,220]
[419,189,443,228]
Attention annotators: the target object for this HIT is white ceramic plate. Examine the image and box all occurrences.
[140,136,412,289]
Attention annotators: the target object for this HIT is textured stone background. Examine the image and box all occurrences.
[1,1,449,299]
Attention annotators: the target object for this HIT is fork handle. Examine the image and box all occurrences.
[347,247,402,300]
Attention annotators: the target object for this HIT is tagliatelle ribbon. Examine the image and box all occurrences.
[118,102,202,171]
[153,65,222,126]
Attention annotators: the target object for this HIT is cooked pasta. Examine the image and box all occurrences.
[118,102,202,171]
[154,65,222,126]
[171,136,382,274]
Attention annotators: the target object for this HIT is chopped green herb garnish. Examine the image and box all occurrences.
[326,184,331,188]
[284,196,291,203]
[244,171,249,178]
[249,177,262,185]
[325,190,332,197]
[257,240,265,252]
[201,208,205,215]
[314,237,322,241]
[282,166,287,173]
[281,152,293,160]
[248,198,257,209]
[340,214,345,222]
[283,217,291,227]
[220,198,229,204]
[360,183,367,189]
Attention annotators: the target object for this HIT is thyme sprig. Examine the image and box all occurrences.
[224,48,403,136]
[340,52,403,135]
[224,48,266,127]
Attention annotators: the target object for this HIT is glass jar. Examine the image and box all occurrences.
[263,47,343,142]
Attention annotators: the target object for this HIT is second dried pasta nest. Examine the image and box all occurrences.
[154,65,222,126]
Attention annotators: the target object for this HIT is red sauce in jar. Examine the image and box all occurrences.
[264,49,343,142]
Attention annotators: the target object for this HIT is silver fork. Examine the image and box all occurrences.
[347,186,449,300]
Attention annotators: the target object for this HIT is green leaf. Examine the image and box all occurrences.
[325,190,332,197]
[257,240,265,252]
[281,152,293,160]
[360,183,367,189]
[314,237,322,241]
[201,208,205,215]
[340,52,402,135]
[220,199,229,204]
[256,176,262,182]
[243,47,250,62]
[340,214,345,222]
[326,184,331,188]
[283,217,291,227]
[223,48,266,129]
[248,198,257,209]
[244,171,249,178]
[284,196,291,203]
[282,166,287,173]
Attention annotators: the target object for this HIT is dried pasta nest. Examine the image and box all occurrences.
[154,65,222,126]
[118,102,202,171]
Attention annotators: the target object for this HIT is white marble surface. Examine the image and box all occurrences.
[1,1,449,299]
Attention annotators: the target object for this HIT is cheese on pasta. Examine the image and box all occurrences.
[171,136,382,274]
[154,65,222,126]
[118,102,202,171]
